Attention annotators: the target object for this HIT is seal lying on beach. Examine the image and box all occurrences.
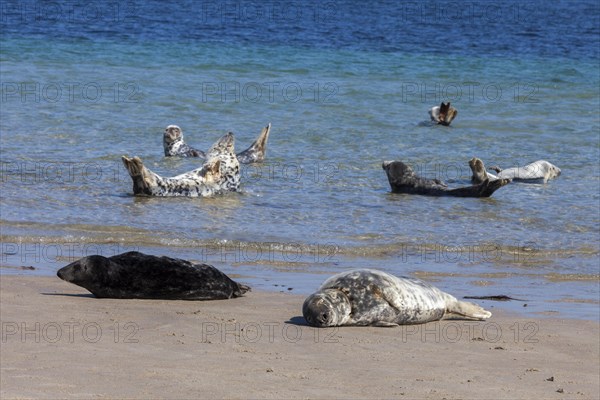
[428,102,457,126]
[469,157,561,184]
[303,269,491,327]
[123,132,240,197]
[164,124,271,164]
[57,251,250,300]
[382,160,510,197]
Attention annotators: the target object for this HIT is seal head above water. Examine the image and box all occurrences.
[429,102,457,126]
[303,269,491,327]
[164,125,205,158]
[57,251,249,300]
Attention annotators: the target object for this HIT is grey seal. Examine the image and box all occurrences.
[383,160,510,197]
[163,125,205,158]
[57,251,249,300]
[122,132,240,197]
[303,269,491,327]
[164,123,271,164]
[428,102,457,126]
[470,157,561,184]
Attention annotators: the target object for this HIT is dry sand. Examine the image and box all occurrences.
[1,275,598,399]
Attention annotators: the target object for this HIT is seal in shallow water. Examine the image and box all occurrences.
[382,160,510,197]
[57,251,250,300]
[428,102,457,126]
[164,123,271,164]
[303,269,491,327]
[163,125,205,158]
[469,157,561,184]
[123,132,240,197]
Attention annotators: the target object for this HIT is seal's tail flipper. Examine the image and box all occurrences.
[237,123,271,163]
[445,105,457,125]
[478,178,511,197]
[121,156,157,195]
[444,299,492,321]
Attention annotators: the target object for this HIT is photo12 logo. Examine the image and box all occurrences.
[0,243,139,265]
[400,82,539,104]
[194,241,339,264]
[400,321,539,344]
[399,3,537,24]
[1,82,140,104]
[200,321,340,344]
[200,81,339,104]
[0,1,137,24]
[198,1,338,25]
[0,160,124,185]
[1,321,139,344]
[241,162,340,185]
[397,241,539,264]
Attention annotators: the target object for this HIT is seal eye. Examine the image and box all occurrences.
[321,313,328,322]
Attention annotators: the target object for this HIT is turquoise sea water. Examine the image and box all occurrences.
[1,1,599,319]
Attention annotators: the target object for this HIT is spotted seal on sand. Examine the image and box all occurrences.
[469,157,561,184]
[303,269,491,327]
[164,123,271,164]
[382,160,510,197]
[429,102,457,126]
[57,251,249,300]
[123,132,240,197]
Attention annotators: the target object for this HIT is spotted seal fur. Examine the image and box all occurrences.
[122,132,240,197]
[164,123,271,164]
[163,125,205,158]
[470,157,561,184]
[428,102,457,126]
[57,251,249,300]
[303,269,491,327]
[382,160,510,197]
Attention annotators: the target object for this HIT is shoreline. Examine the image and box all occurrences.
[2,263,599,322]
[1,275,599,399]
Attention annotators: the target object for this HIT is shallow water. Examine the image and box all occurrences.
[1,0,599,320]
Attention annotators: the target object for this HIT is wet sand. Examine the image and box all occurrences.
[1,275,598,399]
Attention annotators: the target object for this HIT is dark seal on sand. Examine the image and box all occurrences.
[57,251,249,300]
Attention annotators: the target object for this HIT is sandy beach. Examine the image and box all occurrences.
[1,275,598,399]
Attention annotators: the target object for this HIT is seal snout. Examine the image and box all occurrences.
[303,301,333,327]
[302,294,335,327]
[56,261,78,282]
[302,289,351,328]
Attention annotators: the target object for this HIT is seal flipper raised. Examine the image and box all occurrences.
[121,156,158,196]
[236,123,271,164]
